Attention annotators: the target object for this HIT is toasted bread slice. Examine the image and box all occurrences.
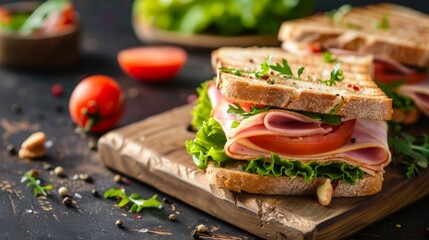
[213,47,392,120]
[278,3,429,67]
[207,162,383,197]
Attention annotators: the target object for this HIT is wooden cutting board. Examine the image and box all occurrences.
[98,104,429,240]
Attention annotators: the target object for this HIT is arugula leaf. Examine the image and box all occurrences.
[376,80,416,111]
[191,81,212,129]
[388,123,429,178]
[185,118,230,169]
[104,188,162,212]
[375,14,389,30]
[227,103,272,119]
[320,63,345,86]
[219,55,272,80]
[21,172,53,197]
[322,52,337,63]
[270,59,294,77]
[295,110,342,125]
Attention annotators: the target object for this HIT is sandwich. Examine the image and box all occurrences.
[278,3,429,124]
[186,47,393,205]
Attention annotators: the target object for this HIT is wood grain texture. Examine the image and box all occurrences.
[98,104,429,240]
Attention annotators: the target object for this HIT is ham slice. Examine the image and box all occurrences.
[398,78,429,117]
[208,84,391,176]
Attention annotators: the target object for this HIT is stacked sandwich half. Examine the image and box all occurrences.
[186,47,393,205]
[278,3,429,124]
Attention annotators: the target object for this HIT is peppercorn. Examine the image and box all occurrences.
[114,174,123,183]
[54,166,65,177]
[62,197,72,207]
[351,138,356,143]
[115,220,123,228]
[58,187,69,197]
[79,173,92,183]
[91,189,100,197]
[28,169,39,179]
[168,214,176,221]
[10,104,21,114]
[6,144,17,155]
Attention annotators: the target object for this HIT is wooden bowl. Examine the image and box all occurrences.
[132,17,279,49]
[0,2,80,69]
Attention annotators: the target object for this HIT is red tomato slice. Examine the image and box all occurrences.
[223,96,264,110]
[118,46,187,83]
[69,75,125,133]
[248,119,356,155]
[374,62,427,84]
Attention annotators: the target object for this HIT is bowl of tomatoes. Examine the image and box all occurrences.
[0,0,80,69]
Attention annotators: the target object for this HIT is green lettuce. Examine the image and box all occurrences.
[191,81,212,129]
[245,154,365,185]
[185,118,230,169]
[186,81,364,185]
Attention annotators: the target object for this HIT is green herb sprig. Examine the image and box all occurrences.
[104,188,162,213]
[322,52,337,63]
[325,5,352,23]
[219,55,272,80]
[388,123,429,178]
[219,55,305,81]
[269,59,305,79]
[374,14,389,29]
[21,172,53,197]
[320,63,345,86]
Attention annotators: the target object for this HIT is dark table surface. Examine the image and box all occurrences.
[0,0,428,239]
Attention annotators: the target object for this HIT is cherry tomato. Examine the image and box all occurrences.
[117,46,187,83]
[374,62,427,84]
[248,119,356,155]
[69,75,125,133]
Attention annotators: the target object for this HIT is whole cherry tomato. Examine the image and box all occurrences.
[69,75,125,133]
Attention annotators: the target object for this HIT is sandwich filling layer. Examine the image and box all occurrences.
[186,81,391,184]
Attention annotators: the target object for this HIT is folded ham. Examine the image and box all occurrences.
[398,78,429,117]
[208,84,391,177]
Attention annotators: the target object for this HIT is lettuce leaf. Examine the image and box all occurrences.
[191,81,212,128]
[185,118,230,169]
[186,81,364,185]
[244,154,365,185]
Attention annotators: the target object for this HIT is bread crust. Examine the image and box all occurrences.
[278,3,429,67]
[206,162,383,197]
[391,107,420,124]
[218,71,392,121]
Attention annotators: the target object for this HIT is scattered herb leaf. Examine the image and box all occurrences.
[231,120,240,128]
[297,67,305,78]
[323,52,337,63]
[376,80,416,111]
[388,123,429,178]
[325,5,352,23]
[21,172,53,197]
[375,14,389,29]
[320,63,345,86]
[269,59,294,77]
[104,188,162,213]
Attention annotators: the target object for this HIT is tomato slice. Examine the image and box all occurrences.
[248,119,356,155]
[374,62,427,84]
[118,46,187,83]
[223,96,264,110]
